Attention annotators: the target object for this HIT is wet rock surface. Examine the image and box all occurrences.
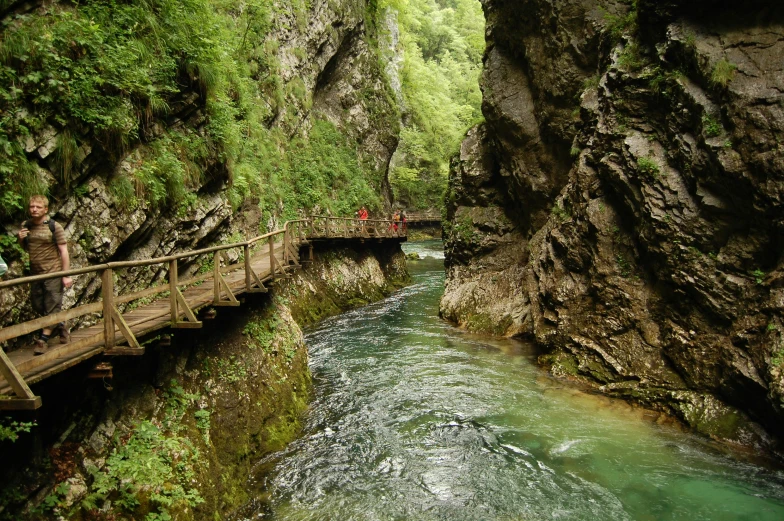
[442,0,784,448]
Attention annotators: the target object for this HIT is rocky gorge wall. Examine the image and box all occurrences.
[0,0,401,337]
[0,243,408,520]
[442,0,784,449]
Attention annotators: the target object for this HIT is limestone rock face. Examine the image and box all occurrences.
[442,0,784,445]
[0,0,400,334]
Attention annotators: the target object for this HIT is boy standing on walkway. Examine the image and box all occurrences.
[17,195,73,355]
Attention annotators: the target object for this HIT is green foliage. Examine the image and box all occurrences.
[80,380,204,519]
[636,156,660,178]
[617,41,645,71]
[0,417,34,442]
[450,214,476,244]
[752,269,765,285]
[551,203,571,222]
[616,253,632,277]
[35,482,71,514]
[194,409,211,444]
[383,0,484,210]
[582,75,601,91]
[711,58,737,87]
[0,0,230,215]
[702,114,723,137]
[602,2,637,43]
[0,0,383,220]
[772,349,784,368]
[0,233,27,266]
[243,315,279,351]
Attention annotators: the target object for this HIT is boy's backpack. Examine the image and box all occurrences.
[22,219,57,248]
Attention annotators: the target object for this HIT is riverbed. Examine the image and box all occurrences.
[239,240,784,520]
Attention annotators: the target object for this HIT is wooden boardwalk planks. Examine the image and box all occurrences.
[0,242,290,396]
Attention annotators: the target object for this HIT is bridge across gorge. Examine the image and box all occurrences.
[403,210,441,226]
[0,216,406,409]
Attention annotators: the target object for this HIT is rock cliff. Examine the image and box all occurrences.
[442,0,784,447]
[0,0,400,336]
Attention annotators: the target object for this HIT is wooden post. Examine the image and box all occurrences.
[102,269,115,349]
[213,251,221,304]
[269,238,275,279]
[244,244,252,291]
[169,259,178,326]
[284,229,289,265]
[0,348,39,406]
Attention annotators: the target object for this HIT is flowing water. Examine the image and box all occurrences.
[240,240,784,521]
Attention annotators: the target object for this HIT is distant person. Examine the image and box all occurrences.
[400,211,407,233]
[392,210,400,233]
[17,195,72,355]
[358,206,368,220]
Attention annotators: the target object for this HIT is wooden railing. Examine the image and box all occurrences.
[404,211,441,223]
[307,215,406,239]
[0,216,404,408]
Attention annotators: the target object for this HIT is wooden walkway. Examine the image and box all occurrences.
[0,216,405,409]
[404,211,441,226]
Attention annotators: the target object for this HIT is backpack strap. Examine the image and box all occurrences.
[48,219,56,243]
[21,219,58,247]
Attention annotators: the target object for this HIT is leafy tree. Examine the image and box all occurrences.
[382,0,484,210]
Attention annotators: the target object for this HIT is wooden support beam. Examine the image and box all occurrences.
[169,259,179,328]
[0,397,42,410]
[270,252,291,279]
[246,266,268,293]
[244,244,252,291]
[287,242,300,266]
[110,307,142,350]
[0,348,36,400]
[213,252,240,306]
[269,239,276,280]
[172,288,202,329]
[104,347,145,356]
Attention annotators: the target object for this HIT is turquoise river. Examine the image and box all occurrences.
[238,241,784,521]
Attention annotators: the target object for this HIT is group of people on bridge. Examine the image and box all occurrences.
[354,206,407,233]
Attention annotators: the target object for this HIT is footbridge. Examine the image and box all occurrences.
[0,216,405,409]
[404,211,441,227]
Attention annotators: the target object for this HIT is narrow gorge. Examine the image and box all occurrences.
[1,0,784,519]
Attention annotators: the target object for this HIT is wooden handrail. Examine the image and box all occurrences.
[0,235,285,290]
[0,215,407,406]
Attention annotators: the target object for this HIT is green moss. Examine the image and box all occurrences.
[464,311,510,336]
[539,351,579,377]
[637,156,661,178]
[701,114,723,137]
[711,58,737,87]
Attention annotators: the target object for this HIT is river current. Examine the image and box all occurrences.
[240,240,784,521]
